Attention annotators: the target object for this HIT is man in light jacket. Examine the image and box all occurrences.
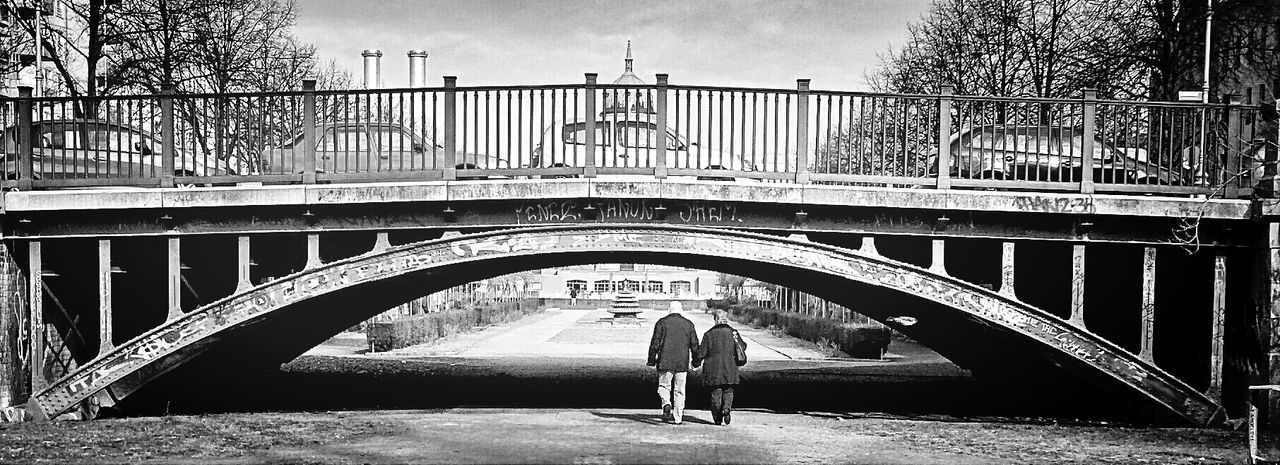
[647,301,699,424]
[694,310,747,425]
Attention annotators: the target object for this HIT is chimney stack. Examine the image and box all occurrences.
[361,49,382,89]
[408,50,428,88]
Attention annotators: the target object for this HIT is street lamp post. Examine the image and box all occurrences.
[33,1,42,98]
[1197,0,1214,186]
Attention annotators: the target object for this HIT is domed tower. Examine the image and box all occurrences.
[601,41,656,115]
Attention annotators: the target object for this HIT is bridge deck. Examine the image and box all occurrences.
[1,179,1254,219]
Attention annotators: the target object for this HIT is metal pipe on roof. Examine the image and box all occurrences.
[362,49,382,89]
[408,50,428,88]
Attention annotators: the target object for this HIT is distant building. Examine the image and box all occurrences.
[1213,0,1279,106]
[601,40,655,115]
[537,263,722,301]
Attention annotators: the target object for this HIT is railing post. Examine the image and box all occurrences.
[1080,88,1097,195]
[655,74,668,179]
[936,85,953,189]
[795,79,811,184]
[16,87,32,191]
[1223,93,1242,197]
[442,76,457,180]
[302,79,317,184]
[584,73,598,178]
[159,84,175,188]
[27,241,43,391]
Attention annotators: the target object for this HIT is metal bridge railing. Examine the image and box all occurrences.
[0,77,1267,197]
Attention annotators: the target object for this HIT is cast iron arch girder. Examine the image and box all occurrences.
[20,224,1222,425]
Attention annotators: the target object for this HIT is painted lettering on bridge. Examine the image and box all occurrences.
[517,200,743,224]
[1011,196,1095,214]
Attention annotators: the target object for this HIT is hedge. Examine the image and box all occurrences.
[707,299,891,359]
[368,299,543,352]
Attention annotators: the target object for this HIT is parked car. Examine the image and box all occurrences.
[260,122,507,179]
[531,118,757,181]
[927,125,1182,184]
[2,119,228,183]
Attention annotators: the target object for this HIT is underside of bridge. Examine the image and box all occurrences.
[10,225,1225,426]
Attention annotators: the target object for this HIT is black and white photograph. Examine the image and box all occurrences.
[0,0,1276,463]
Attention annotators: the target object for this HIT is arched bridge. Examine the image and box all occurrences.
[0,76,1274,426]
[20,225,1221,425]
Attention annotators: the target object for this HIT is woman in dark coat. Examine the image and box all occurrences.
[694,311,746,425]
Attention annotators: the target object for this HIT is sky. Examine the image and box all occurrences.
[292,0,933,90]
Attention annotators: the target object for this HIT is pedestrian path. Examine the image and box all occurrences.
[377,306,832,361]
[311,305,915,365]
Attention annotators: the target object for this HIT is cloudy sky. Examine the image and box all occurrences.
[292,0,932,90]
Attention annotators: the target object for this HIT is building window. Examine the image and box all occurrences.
[567,280,587,292]
[594,280,612,293]
[646,280,664,293]
[619,279,639,292]
[619,263,635,271]
[670,280,692,296]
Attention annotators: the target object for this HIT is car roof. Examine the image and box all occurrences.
[11,119,147,130]
[964,125,1084,135]
[318,122,412,130]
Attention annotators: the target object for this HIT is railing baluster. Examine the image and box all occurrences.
[1224,94,1243,198]
[302,80,317,184]
[936,85,952,189]
[584,74,597,178]
[795,79,811,184]
[16,87,32,191]
[442,76,457,180]
[1080,89,1097,194]
[655,74,668,179]
[160,85,175,188]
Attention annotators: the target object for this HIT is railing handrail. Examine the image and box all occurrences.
[2,85,1259,110]
[0,76,1267,199]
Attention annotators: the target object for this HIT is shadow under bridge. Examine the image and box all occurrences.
[23,225,1222,425]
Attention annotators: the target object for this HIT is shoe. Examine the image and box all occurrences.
[662,404,672,421]
[711,409,723,425]
[722,410,731,425]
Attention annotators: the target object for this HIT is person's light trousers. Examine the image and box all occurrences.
[657,371,687,422]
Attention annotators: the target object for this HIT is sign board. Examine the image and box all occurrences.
[1178,90,1206,102]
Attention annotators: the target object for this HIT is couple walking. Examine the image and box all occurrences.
[647,302,747,425]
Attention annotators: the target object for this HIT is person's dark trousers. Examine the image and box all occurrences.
[710,385,735,424]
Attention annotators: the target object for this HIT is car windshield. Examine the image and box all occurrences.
[40,123,154,153]
[616,121,680,150]
[965,128,1065,155]
[563,121,611,145]
[321,126,420,151]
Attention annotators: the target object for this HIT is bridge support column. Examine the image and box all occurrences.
[305,234,322,269]
[97,240,112,356]
[1068,244,1087,328]
[27,242,44,391]
[1262,223,1280,423]
[859,237,879,255]
[998,242,1015,297]
[372,232,391,253]
[167,238,182,321]
[236,236,252,293]
[1139,246,1156,363]
[929,239,946,275]
[1209,254,1226,403]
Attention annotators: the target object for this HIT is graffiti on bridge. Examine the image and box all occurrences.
[1011,196,1096,214]
[517,200,743,224]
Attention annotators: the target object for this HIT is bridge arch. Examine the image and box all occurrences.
[24,225,1222,425]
